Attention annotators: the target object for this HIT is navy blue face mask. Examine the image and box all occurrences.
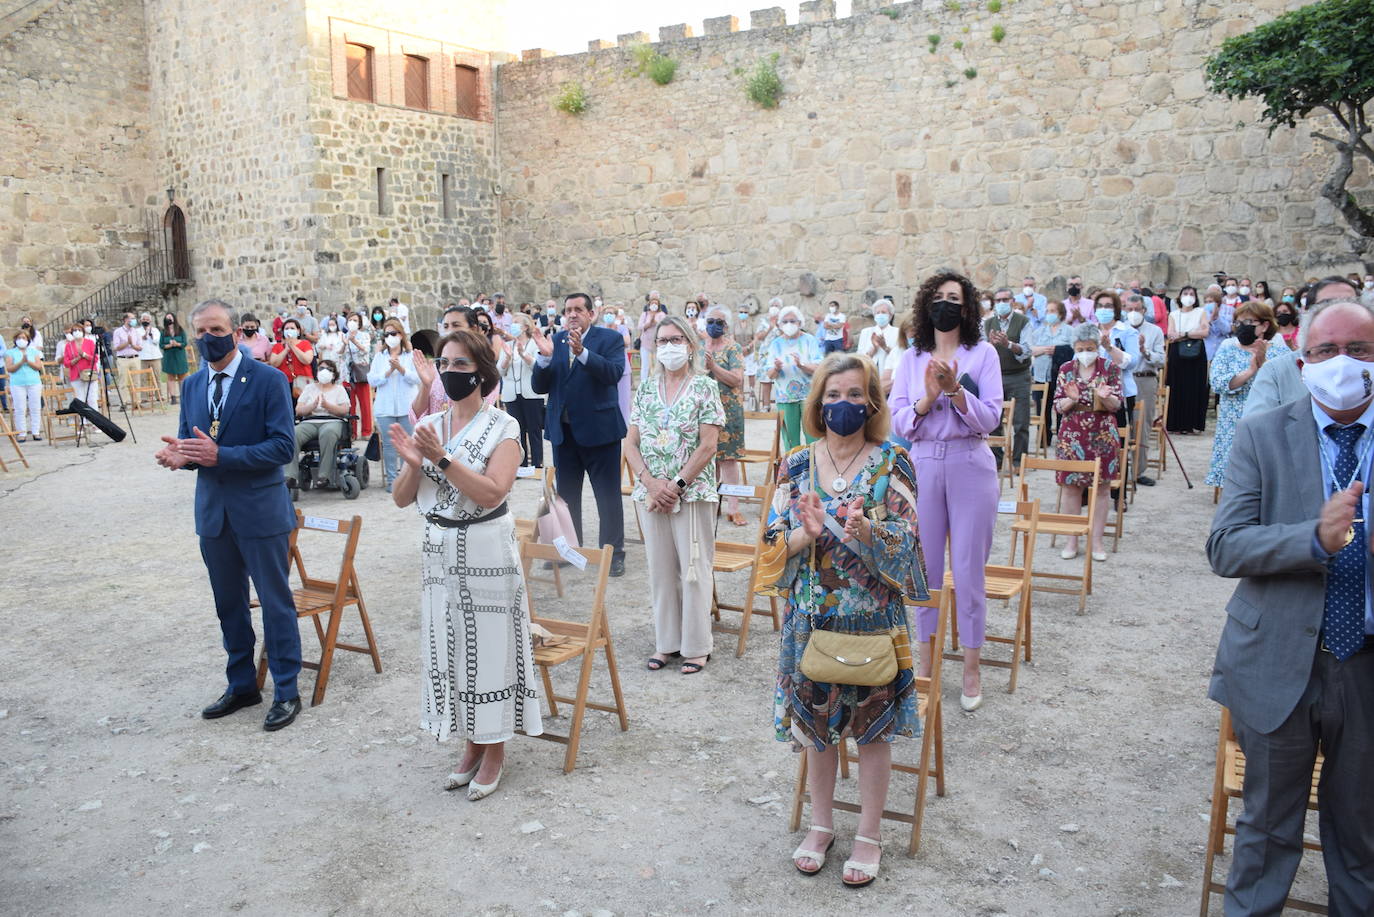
[822,399,868,436]
[197,332,236,363]
[705,320,727,338]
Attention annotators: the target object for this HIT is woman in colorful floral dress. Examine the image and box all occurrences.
[623,316,725,675]
[703,304,748,525]
[1205,300,1289,488]
[1053,322,1123,562]
[761,353,927,888]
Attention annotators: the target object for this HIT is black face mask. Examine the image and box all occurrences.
[928,299,964,333]
[1235,324,1258,347]
[441,370,481,402]
[495,304,505,314]
[1066,285,1081,297]
[1275,312,1295,327]
[243,327,257,336]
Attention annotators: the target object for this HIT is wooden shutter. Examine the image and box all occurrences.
[454,64,480,119]
[346,43,373,102]
[404,55,429,109]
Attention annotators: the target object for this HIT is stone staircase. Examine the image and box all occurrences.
[0,0,64,43]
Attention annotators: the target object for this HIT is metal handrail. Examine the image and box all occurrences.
[39,248,187,360]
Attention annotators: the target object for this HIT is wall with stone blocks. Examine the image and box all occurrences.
[0,0,154,330]
[495,0,1371,311]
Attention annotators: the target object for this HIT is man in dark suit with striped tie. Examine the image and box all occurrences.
[531,292,627,576]
[155,298,303,731]
[1207,298,1374,914]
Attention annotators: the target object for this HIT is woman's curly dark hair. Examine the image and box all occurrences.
[906,270,981,353]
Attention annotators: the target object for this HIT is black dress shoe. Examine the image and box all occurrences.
[1136,475,1156,487]
[609,557,626,578]
[263,697,302,732]
[201,690,263,719]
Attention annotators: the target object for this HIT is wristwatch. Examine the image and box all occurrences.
[674,476,690,491]
[436,455,452,471]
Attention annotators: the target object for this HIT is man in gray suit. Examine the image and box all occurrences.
[1207,297,1374,915]
[1243,277,1359,418]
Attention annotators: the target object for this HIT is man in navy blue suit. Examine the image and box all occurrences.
[531,292,627,576]
[155,299,303,731]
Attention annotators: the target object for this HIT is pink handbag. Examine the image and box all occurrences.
[536,478,580,547]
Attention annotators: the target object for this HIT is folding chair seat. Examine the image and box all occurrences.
[1200,707,1325,916]
[519,541,629,774]
[944,500,1039,693]
[1010,456,1099,614]
[0,410,30,471]
[710,476,781,657]
[252,512,381,706]
[789,588,950,856]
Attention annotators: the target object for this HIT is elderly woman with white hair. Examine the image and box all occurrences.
[1053,321,1123,561]
[623,315,726,674]
[858,299,901,388]
[764,305,824,450]
[638,291,666,381]
[704,304,748,525]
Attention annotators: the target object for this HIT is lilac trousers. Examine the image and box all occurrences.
[911,437,999,648]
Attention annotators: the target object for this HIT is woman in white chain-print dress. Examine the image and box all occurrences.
[390,329,542,802]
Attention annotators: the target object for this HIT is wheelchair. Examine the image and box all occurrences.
[294,414,370,500]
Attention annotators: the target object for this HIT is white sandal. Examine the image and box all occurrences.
[792,825,836,876]
[842,835,882,888]
[443,758,482,791]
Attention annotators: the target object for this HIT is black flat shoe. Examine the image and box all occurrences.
[609,557,626,578]
[1136,475,1156,486]
[263,697,302,731]
[681,654,711,675]
[201,690,263,719]
[646,652,680,671]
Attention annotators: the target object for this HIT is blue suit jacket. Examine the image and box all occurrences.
[530,324,626,448]
[178,356,297,539]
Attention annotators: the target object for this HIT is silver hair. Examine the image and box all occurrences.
[871,298,894,314]
[768,296,784,308]
[1297,298,1374,354]
[1073,322,1101,344]
[190,298,237,327]
[1124,293,1144,306]
[648,290,661,301]
[994,288,1013,298]
[652,315,701,374]
[705,303,732,324]
[778,305,805,323]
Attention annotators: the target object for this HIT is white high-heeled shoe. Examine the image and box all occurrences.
[444,758,482,791]
[467,766,503,801]
[1060,544,1079,560]
[1091,550,1108,562]
[960,693,984,712]
[841,835,883,888]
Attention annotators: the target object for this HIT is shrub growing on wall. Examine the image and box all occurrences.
[745,53,782,108]
[633,45,679,86]
[554,82,588,114]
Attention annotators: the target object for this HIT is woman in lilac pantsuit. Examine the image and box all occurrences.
[890,271,1003,712]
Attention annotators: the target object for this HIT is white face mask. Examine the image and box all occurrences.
[1239,285,1251,296]
[385,334,401,347]
[1180,295,1197,308]
[1075,350,1097,367]
[657,343,689,371]
[74,330,84,339]
[1302,354,1374,412]
[828,305,838,313]
[284,328,300,339]
[1364,280,1374,289]
[65,332,74,341]
[317,369,335,384]
[1126,311,1144,327]
[874,313,891,327]
[685,309,697,319]
[781,321,800,336]
[348,320,360,330]
[15,338,28,349]
[768,306,779,317]
[1225,285,1238,296]
[1022,286,1034,297]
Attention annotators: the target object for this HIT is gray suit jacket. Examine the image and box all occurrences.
[1241,349,1305,417]
[1206,396,1330,734]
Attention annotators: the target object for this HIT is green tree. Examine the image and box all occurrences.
[1205,0,1374,243]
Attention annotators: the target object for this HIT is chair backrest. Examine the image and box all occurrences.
[517,540,613,633]
[290,511,364,607]
[1016,456,1100,509]
[906,586,950,692]
[1114,424,1133,484]
[717,475,777,539]
[1000,499,1041,572]
[744,409,782,461]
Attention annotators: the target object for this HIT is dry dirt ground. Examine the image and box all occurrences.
[0,406,1329,916]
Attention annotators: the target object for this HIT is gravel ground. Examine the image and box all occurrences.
[0,407,1329,915]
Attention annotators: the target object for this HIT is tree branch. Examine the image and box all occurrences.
[1319,132,1374,244]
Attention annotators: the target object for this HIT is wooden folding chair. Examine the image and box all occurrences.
[1149,387,1170,477]
[515,515,565,597]
[1104,422,1132,552]
[1028,381,1052,457]
[739,410,782,485]
[993,399,1016,490]
[42,380,83,445]
[1200,707,1326,916]
[619,456,645,545]
[253,512,381,706]
[519,540,629,773]
[789,587,951,857]
[710,477,782,657]
[1010,456,1099,614]
[0,410,30,471]
[127,367,163,411]
[945,500,1039,693]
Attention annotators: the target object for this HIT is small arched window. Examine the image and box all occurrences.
[345,43,374,102]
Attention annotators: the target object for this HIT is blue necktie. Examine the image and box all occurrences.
[1323,423,1368,660]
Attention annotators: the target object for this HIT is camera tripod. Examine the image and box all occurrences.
[76,334,137,445]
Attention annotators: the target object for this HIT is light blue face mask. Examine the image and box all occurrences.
[1095,307,1116,324]
[1045,313,1061,326]
[994,302,1012,318]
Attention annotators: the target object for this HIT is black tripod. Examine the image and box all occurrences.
[78,332,137,445]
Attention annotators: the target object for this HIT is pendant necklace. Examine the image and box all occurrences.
[824,440,865,495]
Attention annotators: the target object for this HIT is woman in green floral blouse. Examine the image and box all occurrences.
[703,304,747,525]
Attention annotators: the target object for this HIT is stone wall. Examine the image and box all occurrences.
[495,0,1371,312]
[0,0,154,331]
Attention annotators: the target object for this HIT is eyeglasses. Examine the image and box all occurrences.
[993,298,1012,304]
[657,335,689,346]
[434,357,476,371]
[705,320,726,328]
[1302,342,1374,363]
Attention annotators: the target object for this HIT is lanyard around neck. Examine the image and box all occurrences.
[1317,420,1374,495]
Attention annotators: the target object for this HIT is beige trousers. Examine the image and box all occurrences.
[1134,373,1158,473]
[637,500,716,658]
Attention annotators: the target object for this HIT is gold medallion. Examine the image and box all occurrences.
[1345,526,1356,547]
[209,420,220,439]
